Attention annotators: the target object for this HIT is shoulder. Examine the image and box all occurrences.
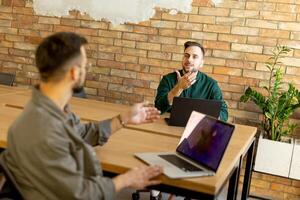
[198,72,218,85]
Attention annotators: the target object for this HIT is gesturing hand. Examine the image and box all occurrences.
[124,165,163,189]
[121,102,160,125]
[175,70,197,90]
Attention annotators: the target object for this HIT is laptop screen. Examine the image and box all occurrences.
[176,111,234,172]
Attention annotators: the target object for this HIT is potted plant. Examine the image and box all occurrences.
[240,46,300,178]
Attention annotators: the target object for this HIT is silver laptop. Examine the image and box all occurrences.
[135,111,235,179]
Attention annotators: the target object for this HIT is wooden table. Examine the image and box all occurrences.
[97,127,256,200]
[0,85,256,200]
[0,106,22,147]
[0,85,29,96]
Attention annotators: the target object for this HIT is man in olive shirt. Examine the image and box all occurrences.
[3,32,163,200]
[155,41,228,121]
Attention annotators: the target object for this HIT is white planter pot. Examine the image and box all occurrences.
[289,139,300,180]
[254,135,294,177]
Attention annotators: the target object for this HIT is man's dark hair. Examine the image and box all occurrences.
[184,41,205,56]
[35,32,88,81]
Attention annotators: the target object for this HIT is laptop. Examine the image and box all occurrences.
[165,97,222,127]
[135,111,235,179]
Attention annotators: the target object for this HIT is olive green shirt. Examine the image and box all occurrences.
[3,87,116,200]
[155,70,228,121]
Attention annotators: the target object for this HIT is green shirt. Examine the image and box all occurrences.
[155,70,228,121]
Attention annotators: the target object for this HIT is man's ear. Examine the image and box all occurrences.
[70,65,80,81]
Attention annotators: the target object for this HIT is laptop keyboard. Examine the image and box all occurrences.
[159,154,203,172]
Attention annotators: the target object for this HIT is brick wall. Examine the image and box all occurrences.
[0,0,300,199]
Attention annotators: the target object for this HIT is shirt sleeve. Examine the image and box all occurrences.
[70,113,112,146]
[155,76,172,114]
[9,128,116,200]
[211,83,228,121]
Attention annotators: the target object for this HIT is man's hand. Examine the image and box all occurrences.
[113,165,163,192]
[175,70,197,90]
[121,102,160,125]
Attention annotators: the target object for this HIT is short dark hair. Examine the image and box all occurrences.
[184,41,205,56]
[35,32,88,81]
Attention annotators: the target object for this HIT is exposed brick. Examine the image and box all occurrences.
[261,11,296,22]
[162,44,183,53]
[115,54,138,64]
[99,30,122,38]
[162,13,188,22]
[114,39,135,48]
[203,40,230,50]
[230,9,259,18]
[232,43,263,54]
[279,22,300,32]
[216,17,245,26]
[12,7,33,15]
[136,42,160,51]
[148,51,172,60]
[81,21,108,29]
[159,29,191,38]
[246,19,277,29]
[218,1,245,9]
[137,72,161,81]
[198,7,230,16]
[122,47,147,57]
[204,57,226,66]
[90,37,113,45]
[123,32,148,41]
[243,69,270,79]
[108,83,133,93]
[203,24,231,34]
[246,2,276,11]
[148,35,176,44]
[108,24,133,32]
[38,17,60,24]
[229,76,259,86]
[133,87,155,97]
[218,34,246,43]
[232,26,259,36]
[176,22,202,31]
[133,26,158,35]
[123,78,149,88]
[214,66,242,76]
[139,57,162,67]
[111,69,136,79]
[188,15,215,24]
[213,50,244,60]
[209,74,229,83]
[150,20,176,29]
[192,31,217,40]
[247,36,277,46]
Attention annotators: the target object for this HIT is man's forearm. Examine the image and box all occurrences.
[167,84,183,105]
[110,114,125,135]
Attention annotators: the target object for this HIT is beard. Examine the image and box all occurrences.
[72,70,85,94]
[72,84,84,94]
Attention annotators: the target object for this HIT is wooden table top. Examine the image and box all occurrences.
[96,126,256,195]
[0,106,22,147]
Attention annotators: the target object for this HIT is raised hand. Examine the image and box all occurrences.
[121,102,160,125]
[175,70,197,90]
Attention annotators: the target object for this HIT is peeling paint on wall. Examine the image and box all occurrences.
[33,0,192,25]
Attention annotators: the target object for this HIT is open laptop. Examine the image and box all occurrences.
[135,111,234,179]
[165,97,222,127]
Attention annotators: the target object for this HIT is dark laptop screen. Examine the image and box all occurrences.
[176,113,234,172]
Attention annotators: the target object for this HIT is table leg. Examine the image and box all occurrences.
[241,139,256,200]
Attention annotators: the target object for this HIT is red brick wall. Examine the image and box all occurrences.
[0,0,300,199]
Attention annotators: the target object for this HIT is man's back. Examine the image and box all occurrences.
[3,88,116,200]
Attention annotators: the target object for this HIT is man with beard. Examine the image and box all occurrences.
[155,41,228,121]
[2,32,163,200]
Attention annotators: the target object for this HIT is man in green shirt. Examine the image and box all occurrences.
[155,41,228,121]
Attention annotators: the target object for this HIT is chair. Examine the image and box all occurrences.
[0,73,15,86]
[0,154,24,199]
[72,88,87,98]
